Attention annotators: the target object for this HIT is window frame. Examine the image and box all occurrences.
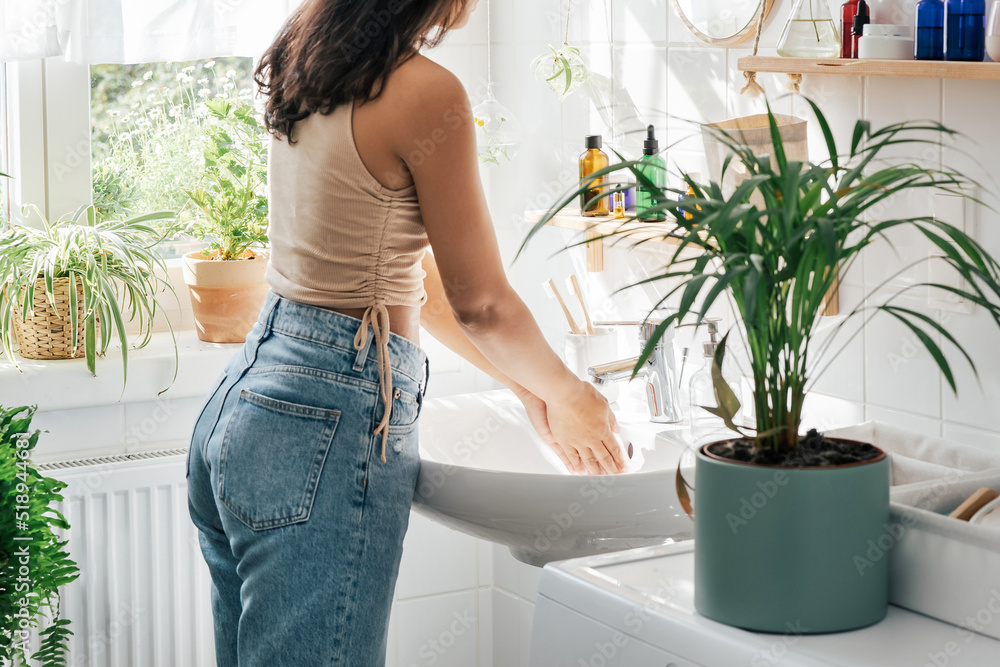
[1,63,8,221]
[3,58,91,227]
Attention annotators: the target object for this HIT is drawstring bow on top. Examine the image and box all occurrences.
[354,303,394,463]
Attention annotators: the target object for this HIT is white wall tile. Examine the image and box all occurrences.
[387,605,399,667]
[940,306,1000,432]
[396,591,479,667]
[666,48,728,150]
[519,599,536,667]
[866,405,943,438]
[614,0,668,44]
[943,422,1000,455]
[800,393,865,432]
[31,405,124,461]
[123,397,201,453]
[808,283,866,402]
[478,589,495,667]
[492,589,522,667]
[492,544,542,602]
[397,513,480,601]
[864,297,942,418]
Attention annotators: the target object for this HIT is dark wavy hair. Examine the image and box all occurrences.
[255,0,470,141]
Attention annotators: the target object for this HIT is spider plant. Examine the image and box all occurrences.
[522,100,1000,457]
[0,205,179,395]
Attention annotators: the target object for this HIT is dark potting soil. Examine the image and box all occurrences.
[706,429,882,467]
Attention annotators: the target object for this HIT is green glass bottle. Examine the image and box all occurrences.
[636,126,666,221]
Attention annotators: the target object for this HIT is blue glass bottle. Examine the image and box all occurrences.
[915,0,945,59]
[945,0,986,61]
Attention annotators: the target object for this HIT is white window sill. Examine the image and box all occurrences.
[0,329,241,413]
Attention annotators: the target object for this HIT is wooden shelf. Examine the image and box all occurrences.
[525,209,685,245]
[525,208,692,272]
[738,56,1000,81]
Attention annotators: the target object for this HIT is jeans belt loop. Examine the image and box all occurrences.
[353,322,374,371]
[420,356,430,396]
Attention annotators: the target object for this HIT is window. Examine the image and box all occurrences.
[89,57,254,257]
[0,63,9,221]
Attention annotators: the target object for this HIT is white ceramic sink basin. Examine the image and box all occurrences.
[413,389,695,566]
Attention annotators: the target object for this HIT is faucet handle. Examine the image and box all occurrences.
[594,319,672,345]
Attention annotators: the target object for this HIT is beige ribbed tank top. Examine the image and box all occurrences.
[265,102,430,462]
[265,102,429,309]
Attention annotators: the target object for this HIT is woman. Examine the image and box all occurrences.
[186,0,625,664]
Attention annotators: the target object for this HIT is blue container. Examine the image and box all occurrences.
[945,0,986,61]
[915,0,945,59]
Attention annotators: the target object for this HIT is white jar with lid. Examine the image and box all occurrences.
[857,24,915,60]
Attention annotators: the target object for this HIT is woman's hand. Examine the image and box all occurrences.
[528,381,626,476]
[514,389,585,474]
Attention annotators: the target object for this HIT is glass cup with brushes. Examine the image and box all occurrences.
[544,274,620,403]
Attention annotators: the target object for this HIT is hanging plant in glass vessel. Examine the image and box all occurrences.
[472,0,521,165]
[531,0,591,100]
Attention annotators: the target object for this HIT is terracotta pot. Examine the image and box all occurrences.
[181,250,270,343]
[693,438,890,634]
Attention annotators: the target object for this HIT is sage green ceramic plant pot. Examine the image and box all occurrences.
[694,440,890,633]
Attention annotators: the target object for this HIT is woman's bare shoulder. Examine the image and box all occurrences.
[382,55,471,129]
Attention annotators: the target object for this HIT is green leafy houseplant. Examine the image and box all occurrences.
[1,404,79,666]
[526,101,1000,456]
[523,100,1000,632]
[187,97,269,261]
[0,205,179,393]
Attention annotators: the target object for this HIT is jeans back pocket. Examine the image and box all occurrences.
[218,388,341,531]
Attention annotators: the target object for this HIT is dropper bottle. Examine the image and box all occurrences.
[636,125,666,222]
[852,0,871,58]
[841,0,860,57]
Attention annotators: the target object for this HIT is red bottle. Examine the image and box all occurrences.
[840,0,859,57]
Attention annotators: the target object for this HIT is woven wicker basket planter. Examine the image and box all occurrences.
[11,276,99,360]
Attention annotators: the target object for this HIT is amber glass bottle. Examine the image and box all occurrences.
[579,135,610,217]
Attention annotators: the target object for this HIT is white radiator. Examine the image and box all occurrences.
[41,451,216,667]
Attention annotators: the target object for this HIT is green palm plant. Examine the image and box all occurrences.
[0,205,179,394]
[522,100,1000,456]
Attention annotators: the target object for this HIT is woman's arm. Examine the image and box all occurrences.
[420,252,583,473]
[387,57,624,475]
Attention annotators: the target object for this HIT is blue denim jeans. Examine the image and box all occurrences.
[187,290,428,666]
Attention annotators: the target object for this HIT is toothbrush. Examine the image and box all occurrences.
[566,274,595,335]
[543,279,583,334]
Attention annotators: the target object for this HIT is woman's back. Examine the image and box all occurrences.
[266,99,429,313]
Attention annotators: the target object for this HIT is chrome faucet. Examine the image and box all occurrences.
[587,319,682,423]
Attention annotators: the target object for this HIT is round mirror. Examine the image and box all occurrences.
[671,0,774,46]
